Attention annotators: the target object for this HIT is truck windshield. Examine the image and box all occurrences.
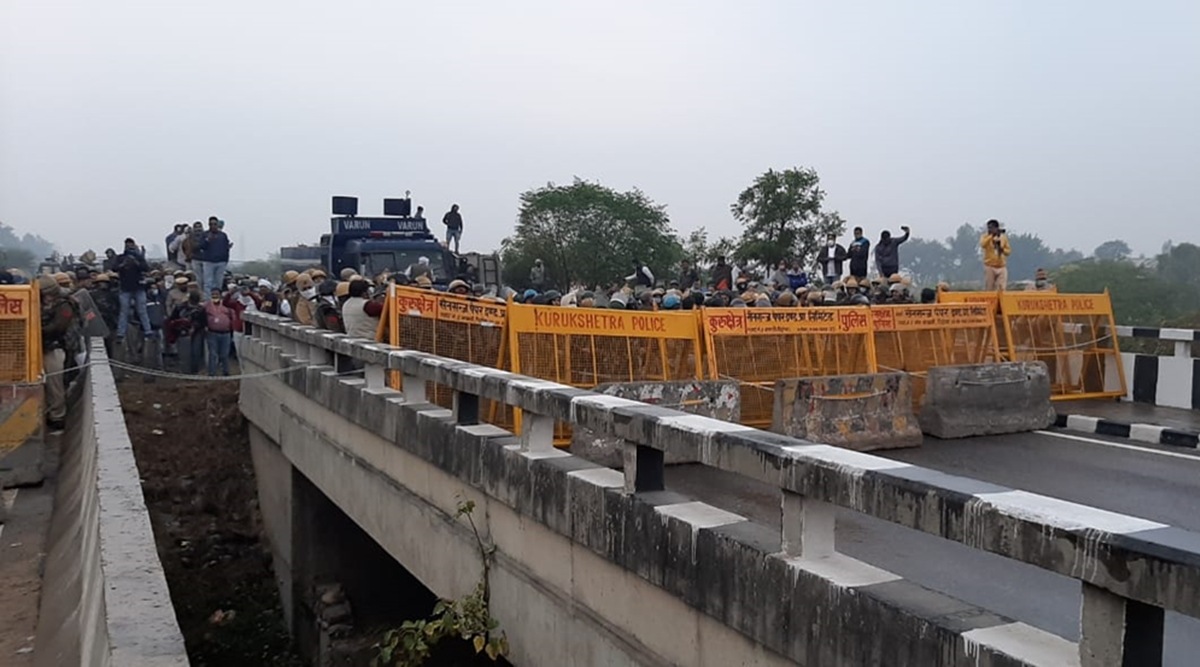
[364,251,450,281]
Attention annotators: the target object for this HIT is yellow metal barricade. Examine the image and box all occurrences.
[0,285,43,453]
[0,286,41,383]
[998,291,1125,400]
[701,307,877,428]
[384,286,513,429]
[871,303,1003,407]
[507,304,704,442]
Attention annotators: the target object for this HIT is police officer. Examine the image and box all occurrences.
[40,275,79,432]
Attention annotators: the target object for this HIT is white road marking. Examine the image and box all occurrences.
[1035,430,1200,462]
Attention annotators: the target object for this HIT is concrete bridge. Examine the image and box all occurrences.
[236,310,1200,667]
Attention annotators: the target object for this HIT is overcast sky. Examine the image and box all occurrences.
[2,0,1197,261]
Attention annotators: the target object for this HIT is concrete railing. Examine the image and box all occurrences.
[1106,325,1200,410]
[245,311,1200,666]
[33,341,188,667]
[1112,325,1199,359]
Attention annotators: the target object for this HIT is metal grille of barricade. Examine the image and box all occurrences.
[871,303,1003,407]
[0,320,28,382]
[701,307,877,428]
[385,286,513,430]
[0,286,41,383]
[507,304,704,443]
[998,292,1125,400]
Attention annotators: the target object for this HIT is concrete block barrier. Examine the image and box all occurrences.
[771,373,922,451]
[919,362,1055,439]
[571,380,740,467]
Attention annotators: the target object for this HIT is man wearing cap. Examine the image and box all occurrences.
[292,273,318,325]
[39,275,79,431]
[406,256,432,281]
[113,237,153,342]
[342,279,381,340]
[166,276,191,313]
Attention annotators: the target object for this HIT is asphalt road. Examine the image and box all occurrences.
[667,429,1200,665]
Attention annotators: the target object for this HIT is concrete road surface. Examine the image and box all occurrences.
[667,429,1200,666]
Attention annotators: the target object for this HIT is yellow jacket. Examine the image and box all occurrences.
[980,233,1012,267]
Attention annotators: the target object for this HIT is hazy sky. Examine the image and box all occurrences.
[2,1,1198,261]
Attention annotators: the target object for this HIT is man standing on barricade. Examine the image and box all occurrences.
[848,227,870,280]
[198,217,232,294]
[980,219,1012,290]
[816,233,847,285]
[874,225,910,278]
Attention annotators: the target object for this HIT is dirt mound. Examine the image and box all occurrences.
[119,377,302,667]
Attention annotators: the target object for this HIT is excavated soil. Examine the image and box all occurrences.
[119,376,303,667]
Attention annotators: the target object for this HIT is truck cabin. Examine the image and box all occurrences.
[328,215,455,284]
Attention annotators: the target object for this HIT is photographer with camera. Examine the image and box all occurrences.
[113,237,154,342]
[980,219,1013,291]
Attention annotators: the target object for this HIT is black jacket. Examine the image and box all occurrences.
[816,244,848,277]
[874,231,910,274]
[114,250,149,292]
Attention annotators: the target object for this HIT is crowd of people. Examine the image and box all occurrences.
[20,217,1045,432]
[504,221,1050,311]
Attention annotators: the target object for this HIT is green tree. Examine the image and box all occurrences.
[500,179,682,290]
[1155,242,1200,289]
[0,247,37,272]
[1093,240,1131,261]
[1056,260,1197,325]
[729,167,845,270]
[903,238,956,285]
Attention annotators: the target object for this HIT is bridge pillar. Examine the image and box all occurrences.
[519,413,554,452]
[402,373,426,403]
[781,491,835,558]
[309,344,330,366]
[364,363,385,390]
[1175,340,1190,358]
[1079,582,1164,667]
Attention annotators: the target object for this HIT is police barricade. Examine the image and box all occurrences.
[871,302,1003,408]
[506,304,704,443]
[938,287,1057,354]
[701,307,876,429]
[384,286,513,429]
[998,291,1125,400]
[0,285,43,455]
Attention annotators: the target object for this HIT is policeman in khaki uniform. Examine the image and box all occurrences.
[39,275,79,432]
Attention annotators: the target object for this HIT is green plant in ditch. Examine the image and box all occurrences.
[372,499,508,666]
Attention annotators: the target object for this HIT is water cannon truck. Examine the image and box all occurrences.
[280,196,500,291]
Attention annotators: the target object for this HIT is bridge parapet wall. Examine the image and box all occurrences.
[33,341,188,667]
[244,312,1200,667]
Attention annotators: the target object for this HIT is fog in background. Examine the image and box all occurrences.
[2,0,1198,260]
